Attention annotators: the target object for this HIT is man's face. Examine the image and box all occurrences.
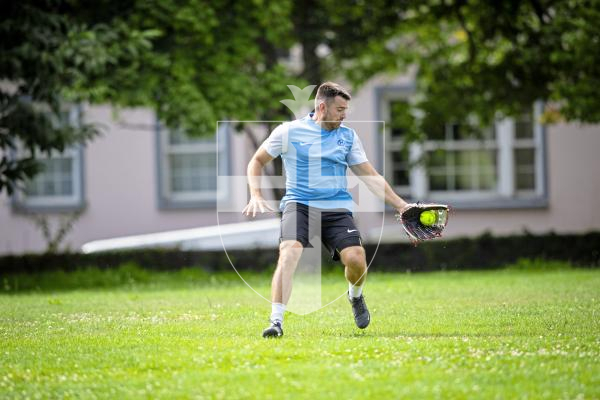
[322,96,348,129]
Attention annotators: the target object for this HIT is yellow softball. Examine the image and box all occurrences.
[419,210,436,226]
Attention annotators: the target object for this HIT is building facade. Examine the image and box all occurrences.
[1,75,599,254]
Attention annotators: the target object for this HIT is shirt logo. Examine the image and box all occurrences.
[347,229,358,233]
[299,142,311,146]
[337,139,345,146]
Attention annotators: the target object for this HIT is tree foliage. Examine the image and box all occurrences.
[1,0,599,194]
[341,0,600,126]
[1,0,301,195]
[1,1,158,194]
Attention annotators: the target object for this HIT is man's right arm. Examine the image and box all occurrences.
[242,146,276,217]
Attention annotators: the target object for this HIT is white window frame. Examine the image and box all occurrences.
[12,104,85,211]
[381,87,547,208]
[157,122,228,208]
[425,123,499,202]
[380,89,416,199]
[13,146,84,211]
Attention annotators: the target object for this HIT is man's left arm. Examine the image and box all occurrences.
[350,161,408,212]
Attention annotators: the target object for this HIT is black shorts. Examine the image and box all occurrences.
[280,202,362,261]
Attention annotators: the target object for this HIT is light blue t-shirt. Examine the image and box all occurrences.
[262,113,368,211]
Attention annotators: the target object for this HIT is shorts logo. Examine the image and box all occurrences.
[347,228,358,233]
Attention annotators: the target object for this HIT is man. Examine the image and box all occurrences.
[243,82,408,338]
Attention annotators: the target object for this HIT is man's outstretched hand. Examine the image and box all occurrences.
[242,196,276,217]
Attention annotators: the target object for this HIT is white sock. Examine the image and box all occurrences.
[348,282,363,298]
[270,303,286,325]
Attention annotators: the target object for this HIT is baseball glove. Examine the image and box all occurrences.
[395,203,449,244]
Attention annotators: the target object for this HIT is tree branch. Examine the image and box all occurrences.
[529,0,550,25]
[454,3,477,64]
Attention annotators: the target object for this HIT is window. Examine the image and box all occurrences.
[382,89,546,208]
[426,123,498,197]
[157,124,228,208]
[14,147,84,211]
[513,109,538,193]
[11,105,85,211]
[383,99,416,198]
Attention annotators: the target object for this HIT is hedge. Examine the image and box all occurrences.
[0,231,598,276]
[367,231,600,272]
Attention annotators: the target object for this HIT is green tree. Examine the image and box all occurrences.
[2,0,599,195]
[275,0,600,140]
[0,1,159,194]
[340,0,600,127]
[0,0,300,195]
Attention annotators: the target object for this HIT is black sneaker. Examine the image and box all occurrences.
[262,320,283,338]
[349,294,370,329]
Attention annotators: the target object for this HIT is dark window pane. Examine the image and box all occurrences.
[59,158,72,174]
[389,101,414,139]
[482,126,496,140]
[455,150,475,169]
[449,124,460,140]
[516,172,535,190]
[429,150,446,168]
[452,123,481,140]
[44,181,56,195]
[205,176,217,190]
[515,149,535,166]
[199,154,216,169]
[391,127,405,138]
[391,151,409,186]
[393,170,409,186]
[480,173,497,190]
[448,123,495,140]
[60,179,73,195]
[429,174,447,191]
[477,150,497,172]
[190,177,202,191]
[425,124,445,140]
[514,148,535,190]
[515,111,534,139]
[171,177,184,191]
[169,130,213,145]
[456,172,475,190]
[392,151,405,164]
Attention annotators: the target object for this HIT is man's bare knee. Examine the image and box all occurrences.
[341,246,366,270]
[279,240,304,251]
[278,240,303,266]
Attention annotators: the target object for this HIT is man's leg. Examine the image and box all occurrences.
[340,246,370,329]
[271,240,304,305]
[262,240,303,338]
[340,245,368,288]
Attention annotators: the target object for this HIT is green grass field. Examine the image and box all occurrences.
[1,263,599,399]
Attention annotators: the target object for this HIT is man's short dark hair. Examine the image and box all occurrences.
[315,82,351,105]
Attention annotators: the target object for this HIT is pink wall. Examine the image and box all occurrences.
[0,106,234,254]
[1,96,599,254]
[372,122,600,242]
